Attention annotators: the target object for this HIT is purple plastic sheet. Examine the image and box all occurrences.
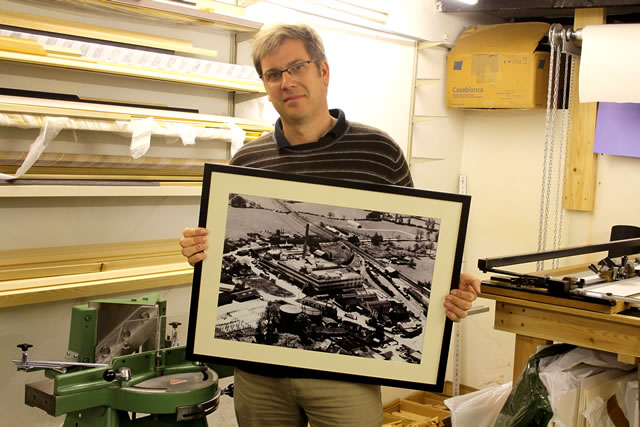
[593,102,640,158]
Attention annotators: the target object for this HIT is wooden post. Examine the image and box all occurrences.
[513,334,552,381]
[563,8,606,211]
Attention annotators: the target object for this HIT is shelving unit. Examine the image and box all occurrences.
[0,0,269,192]
[103,0,263,32]
[406,41,448,164]
[0,50,266,93]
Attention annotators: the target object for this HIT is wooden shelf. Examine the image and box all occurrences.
[413,115,446,124]
[0,51,266,93]
[0,95,273,133]
[107,0,263,32]
[0,184,202,198]
[21,0,263,33]
[415,78,440,87]
[0,9,220,58]
[418,41,448,50]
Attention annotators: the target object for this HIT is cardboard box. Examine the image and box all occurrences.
[446,22,551,109]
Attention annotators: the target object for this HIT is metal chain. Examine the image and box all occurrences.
[544,45,562,254]
[537,41,557,271]
[555,55,576,268]
[552,52,570,268]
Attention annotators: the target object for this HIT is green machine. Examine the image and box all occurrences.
[13,294,232,426]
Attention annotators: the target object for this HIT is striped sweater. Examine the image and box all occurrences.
[230,109,413,187]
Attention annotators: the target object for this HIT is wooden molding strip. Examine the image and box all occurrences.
[0,238,195,308]
[0,172,206,181]
[0,102,130,120]
[0,9,219,58]
[45,45,84,58]
[0,239,180,268]
[0,165,203,177]
[1,262,189,292]
[0,151,207,167]
[0,268,193,308]
[0,184,203,198]
[0,35,48,56]
[0,151,211,172]
[0,253,186,281]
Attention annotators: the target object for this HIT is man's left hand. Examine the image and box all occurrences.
[444,273,481,322]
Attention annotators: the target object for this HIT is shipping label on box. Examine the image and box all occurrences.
[446,22,551,109]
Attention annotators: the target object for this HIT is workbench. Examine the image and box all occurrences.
[480,280,640,422]
[481,280,640,377]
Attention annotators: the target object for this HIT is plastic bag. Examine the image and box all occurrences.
[494,343,576,427]
[618,379,639,427]
[538,346,636,427]
[583,396,615,427]
[444,382,512,427]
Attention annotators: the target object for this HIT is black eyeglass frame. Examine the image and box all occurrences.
[260,59,322,84]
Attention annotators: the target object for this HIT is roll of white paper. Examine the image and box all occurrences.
[579,24,640,103]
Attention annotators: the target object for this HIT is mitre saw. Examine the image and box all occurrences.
[12,294,233,426]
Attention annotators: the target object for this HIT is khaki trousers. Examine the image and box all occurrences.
[233,368,383,427]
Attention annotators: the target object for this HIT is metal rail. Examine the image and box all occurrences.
[478,238,640,272]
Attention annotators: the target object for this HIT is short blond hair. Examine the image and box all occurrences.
[252,23,326,77]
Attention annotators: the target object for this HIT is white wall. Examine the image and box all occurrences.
[239,1,417,154]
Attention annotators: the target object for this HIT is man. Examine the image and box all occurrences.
[181,23,480,427]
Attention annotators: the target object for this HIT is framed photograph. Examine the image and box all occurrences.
[187,163,471,391]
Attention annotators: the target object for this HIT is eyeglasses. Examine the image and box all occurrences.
[261,59,320,85]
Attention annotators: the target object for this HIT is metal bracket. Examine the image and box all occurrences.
[549,23,582,57]
[467,305,490,316]
[176,389,221,421]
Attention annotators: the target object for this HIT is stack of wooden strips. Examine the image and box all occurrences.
[0,95,272,137]
[383,391,451,427]
[0,151,216,181]
[0,239,193,308]
[0,9,265,92]
[0,95,273,181]
[0,28,261,84]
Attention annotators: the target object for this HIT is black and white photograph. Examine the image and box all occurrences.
[215,193,441,364]
[188,164,470,390]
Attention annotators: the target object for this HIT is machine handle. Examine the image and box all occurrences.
[17,343,33,352]
[103,367,131,382]
[103,370,117,382]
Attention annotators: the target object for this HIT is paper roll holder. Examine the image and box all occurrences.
[549,23,583,57]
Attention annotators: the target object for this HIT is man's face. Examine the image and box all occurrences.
[260,38,329,124]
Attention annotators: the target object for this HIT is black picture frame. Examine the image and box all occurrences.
[187,163,471,391]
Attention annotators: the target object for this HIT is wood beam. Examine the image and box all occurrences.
[513,335,552,381]
[563,8,606,211]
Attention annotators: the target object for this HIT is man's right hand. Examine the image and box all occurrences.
[180,227,208,266]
